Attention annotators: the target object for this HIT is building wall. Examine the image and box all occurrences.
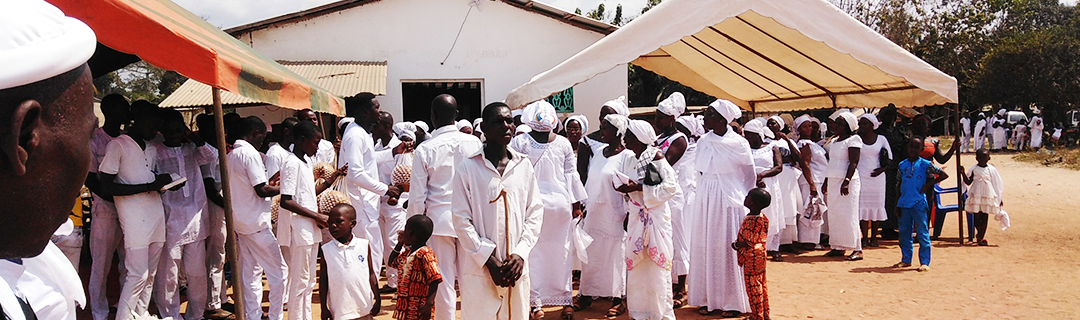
[238,0,626,122]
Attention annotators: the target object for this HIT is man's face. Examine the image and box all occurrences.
[299,132,323,157]
[368,99,382,121]
[161,120,188,147]
[0,66,96,258]
[483,107,515,146]
[298,110,318,123]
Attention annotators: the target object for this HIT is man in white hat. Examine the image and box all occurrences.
[0,1,98,319]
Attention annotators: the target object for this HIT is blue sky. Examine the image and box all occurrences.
[176,0,1077,29]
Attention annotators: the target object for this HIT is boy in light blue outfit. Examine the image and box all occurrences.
[894,137,949,272]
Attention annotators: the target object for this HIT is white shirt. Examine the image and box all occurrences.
[960,117,971,136]
[156,143,215,245]
[974,119,987,138]
[320,237,373,320]
[227,139,272,235]
[825,135,863,178]
[99,134,166,248]
[265,143,290,178]
[90,127,120,219]
[280,154,321,246]
[0,242,85,320]
[340,122,389,222]
[410,125,483,237]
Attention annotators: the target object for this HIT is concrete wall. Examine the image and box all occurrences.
[238,0,626,121]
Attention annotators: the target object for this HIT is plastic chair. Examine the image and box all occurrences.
[934,184,975,240]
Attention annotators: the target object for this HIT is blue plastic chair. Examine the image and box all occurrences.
[934,184,975,240]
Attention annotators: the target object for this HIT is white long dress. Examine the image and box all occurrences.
[1030,116,1044,148]
[973,119,987,151]
[751,145,785,251]
[580,143,635,298]
[452,148,545,320]
[656,131,694,277]
[769,138,802,245]
[510,134,587,307]
[687,128,754,313]
[991,117,1007,149]
[825,135,863,251]
[858,135,892,222]
[622,147,679,320]
[797,139,827,244]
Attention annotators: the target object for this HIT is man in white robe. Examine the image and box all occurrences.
[991,109,1008,151]
[453,102,544,320]
[1030,109,1044,149]
[960,114,971,153]
[410,94,483,320]
[295,109,337,165]
[973,113,987,151]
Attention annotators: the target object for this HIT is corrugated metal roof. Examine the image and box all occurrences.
[160,61,387,108]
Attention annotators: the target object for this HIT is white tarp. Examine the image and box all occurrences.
[505,0,958,112]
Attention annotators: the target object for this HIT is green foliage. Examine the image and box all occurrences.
[628,64,715,107]
[93,61,187,104]
[642,0,662,14]
[586,3,606,21]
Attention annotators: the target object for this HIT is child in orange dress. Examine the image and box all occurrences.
[387,215,442,320]
[732,188,772,320]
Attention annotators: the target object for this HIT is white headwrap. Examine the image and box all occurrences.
[997,108,1006,116]
[413,121,429,133]
[836,111,859,132]
[337,117,354,130]
[768,115,786,131]
[1033,108,1041,115]
[708,99,742,122]
[656,92,686,117]
[742,118,774,140]
[603,96,630,116]
[393,122,417,141]
[627,119,658,145]
[515,124,531,135]
[456,119,471,130]
[859,113,881,130]
[676,115,705,137]
[523,100,558,132]
[829,108,852,121]
[565,115,589,134]
[603,114,629,136]
[473,118,483,128]
[0,0,97,90]
[512,108,523,118]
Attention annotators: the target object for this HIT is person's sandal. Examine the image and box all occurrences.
[532,308,545,320]
[606,303,626,318]
[561,306,574,320]
[572,296,592,311]
[672,292,688,309]
[846,251,863,261]
[720,310,741,318]
[697,307,714,315]
[979,239,988,246]
[825,249,845,257]
[892,262,911,268]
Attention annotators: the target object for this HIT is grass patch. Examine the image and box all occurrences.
[1013,148,1080,170]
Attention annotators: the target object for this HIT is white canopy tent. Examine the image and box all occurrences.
[505,0,958,112]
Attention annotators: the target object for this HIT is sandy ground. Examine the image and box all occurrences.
[82,153,1080,319]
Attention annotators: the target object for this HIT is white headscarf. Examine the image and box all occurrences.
[473,118,483,128]
[516,124,531,135]
[0,0,97,90]
[393,122,417,141]
[523,100,558,132]
[708,99,742,122]
[627,119,658,145]
[997,108,1006,116]
[676,115,705,137]
[565,115,589,134]
[512,108,523,118]
[603,114,629,136]
[656,92,686,117]
[829,108,852,121]
[859,113,881,130]
[603,96,630,117]
[337,117,354,130]
[742,117,774,140]
[413,121,429,133]
[456,119,471,130]
[836,111,859,133]
[768,115,786,131]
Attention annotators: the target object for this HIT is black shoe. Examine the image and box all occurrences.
[379,285,397,294]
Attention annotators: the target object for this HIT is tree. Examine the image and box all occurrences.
[93,61,188,103]
[642,0,662,14]
[586,3,606,21]
[612,4,624,26]
[972,25,1080,119]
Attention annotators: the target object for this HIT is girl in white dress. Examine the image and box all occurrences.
[856,114,892,248]
[824,111,864,261]
[961,149,1004,246]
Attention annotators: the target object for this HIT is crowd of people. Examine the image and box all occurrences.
[959,108,1047,153]
[1,3,1012,320]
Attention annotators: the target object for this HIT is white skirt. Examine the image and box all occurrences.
[858,170,888,221]
[826,176,862,251]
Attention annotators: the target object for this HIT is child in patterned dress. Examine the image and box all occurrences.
[960,148,1004,246]
[388,215,442,320]
[732,188,772,320]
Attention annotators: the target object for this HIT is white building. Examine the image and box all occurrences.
[170,0,627,125]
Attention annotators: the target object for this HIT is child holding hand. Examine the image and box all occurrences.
[388,215,442,320]
[733,188,773,320]
[960,148,1004,246]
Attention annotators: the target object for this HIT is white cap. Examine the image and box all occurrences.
[0,0,97,90]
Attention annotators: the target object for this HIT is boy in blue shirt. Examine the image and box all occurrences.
[894,137,949,272]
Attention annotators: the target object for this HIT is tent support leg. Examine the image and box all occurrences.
[213,88,246,320]
[953,103,964,244]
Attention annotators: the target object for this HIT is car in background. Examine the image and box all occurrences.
[1006,110,1029,125]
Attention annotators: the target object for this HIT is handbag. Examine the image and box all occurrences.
[643,162,663,186]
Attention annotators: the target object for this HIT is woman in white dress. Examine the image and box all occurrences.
[510,101,587,319]
[791,115,827,250]
[688,99,754,318]
[619,120,679,320]
[744,118,785,261]
[767,116,804,254]
[577,114,635,317]
[824,111,864,261]
[652,93,693,307]
[856,114,892,248]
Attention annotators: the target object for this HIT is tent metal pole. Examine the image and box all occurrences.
[954,103,965,244]
[212,87,246,320]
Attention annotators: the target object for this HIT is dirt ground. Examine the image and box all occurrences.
[84,152,1080,319]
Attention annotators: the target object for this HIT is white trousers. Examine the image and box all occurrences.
[429,235,458,320]
[237,229,288,320]
[279,246,291,306]
[205,203,229,311]
[154,240,208,320]
[90,214,126,320]
[379,199,406,288]
[353,217,384,279]
[287,244,317,320]
[116,242,163,320]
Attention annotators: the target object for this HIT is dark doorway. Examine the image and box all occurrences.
[401,81,482,128]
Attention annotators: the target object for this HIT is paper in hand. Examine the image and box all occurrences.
[161,173,187,192]
[612,171,631,189]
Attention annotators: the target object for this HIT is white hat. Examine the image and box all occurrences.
[523,100,558,132]
[768,115,786,131]
[859,113,881,130]
[511,108,523,117]
[656,92,686,117]
[829,108,852,121]
[603,96,630,117]
[565,115,589,135]
[836,111,859,132]
[627,119,658,145]
[0,0,97,90]
[413,121,429,133]
[456,119,471,130]
[708,99,742,123]
[997,108,1006,116]
[393,122,416,141]
[603,114,629,136]
[676,115,704,137]
[742,117,774,140]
